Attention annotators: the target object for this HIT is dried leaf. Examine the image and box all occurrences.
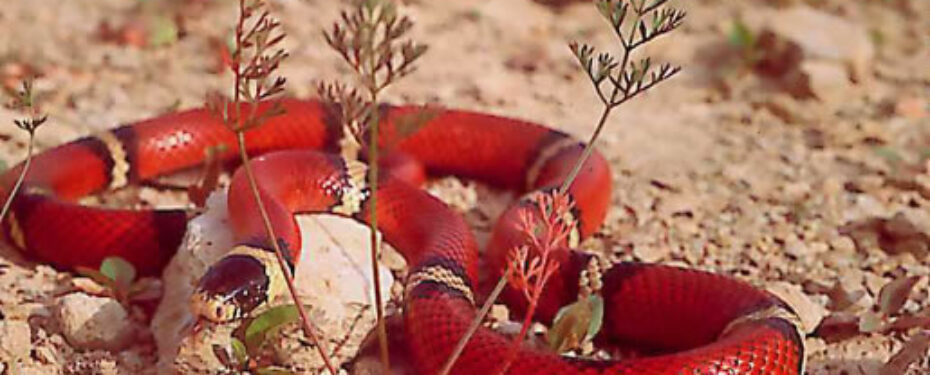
[878,276,921,316]
[390,105,441,146]
[547,295,604,353]
[128,278,163,302]
[70,277,109,296]
[188,144,228,208]
[74,266,117,294]
[826,282,864,312]
[883,312,930,333]
[814,313,862,343]
[256,367,294,375]
[880,331,930,375]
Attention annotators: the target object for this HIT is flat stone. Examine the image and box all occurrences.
[801,61,854,104]
[156,190,395,372]
[56,293,134,351]
[762,6,874,80]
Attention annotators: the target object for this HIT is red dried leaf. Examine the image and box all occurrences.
[814,313,862,343]
[878,276,921,316]
[826,281,864,312]
[188,144,228,208]
[880,331,930,375]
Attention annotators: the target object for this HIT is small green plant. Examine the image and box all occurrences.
[319,0,428,371]
[496,193,592,373]
[727,18,761,67]
[75,256,160,306]
[547,294,604,353]
[205,0,335,373]
[561,0,683,194]
[440,1,684,373]
[213,304,304,375]
[1,78,47,222]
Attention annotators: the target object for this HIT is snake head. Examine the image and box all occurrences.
[190,246,284,322]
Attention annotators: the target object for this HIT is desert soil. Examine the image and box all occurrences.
[0,0,929,374]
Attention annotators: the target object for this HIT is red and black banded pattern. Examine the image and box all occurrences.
[0,99,804,374]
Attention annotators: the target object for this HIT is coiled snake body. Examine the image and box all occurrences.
[0,99,804,374]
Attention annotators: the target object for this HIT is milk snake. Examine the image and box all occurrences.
[0,99,804,374]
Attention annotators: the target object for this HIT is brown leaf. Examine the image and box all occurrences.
[385,105,442,149]
[826,281,864,312]
[188,144,228,208]
[547,296,604,353]
[814,313,862,343]
[883,311,930,334]
[878,276,921,316]
[880,331,930,375]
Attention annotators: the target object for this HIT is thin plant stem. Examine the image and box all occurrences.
[219,0,335,372]
[235,132,338,374]
[558,105,612,195]
[0,135,33,222]
[496,281,543,375]
[439,2,684,373]
[438,269,512,375]
[365,100,391,372]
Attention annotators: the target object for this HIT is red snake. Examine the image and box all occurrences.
[0,99,804,374]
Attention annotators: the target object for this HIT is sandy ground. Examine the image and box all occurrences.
[0,0,929,374]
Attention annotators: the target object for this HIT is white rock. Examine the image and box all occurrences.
[154,190,395,373]
[292,215,394,328]
[56,293,134,351]
[152,192,234,374]
[762,6,874,80]
[0,320,31,359]
[801,61,853,104]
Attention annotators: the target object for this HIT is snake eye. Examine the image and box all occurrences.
[214,306,225,320]
[191,254,270,322]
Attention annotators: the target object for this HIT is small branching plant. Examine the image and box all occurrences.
[1,78,47,222]
[205,0,336,373]
[506,194,575,345]
[497,194,582,372]
[319,0,428,371]
[213,304,306,375]
[440,1,684,373]
[74,256,160,306]
[561,0,683,193]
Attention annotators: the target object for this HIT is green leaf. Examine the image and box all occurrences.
[230,338,249,365]
[244,304,300,353]
[727,19,755,49]
[0,159,7,172]
[585,295,604,343]
[100,257,137,292]
[547,295,604,353]
[147,15,179,48]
